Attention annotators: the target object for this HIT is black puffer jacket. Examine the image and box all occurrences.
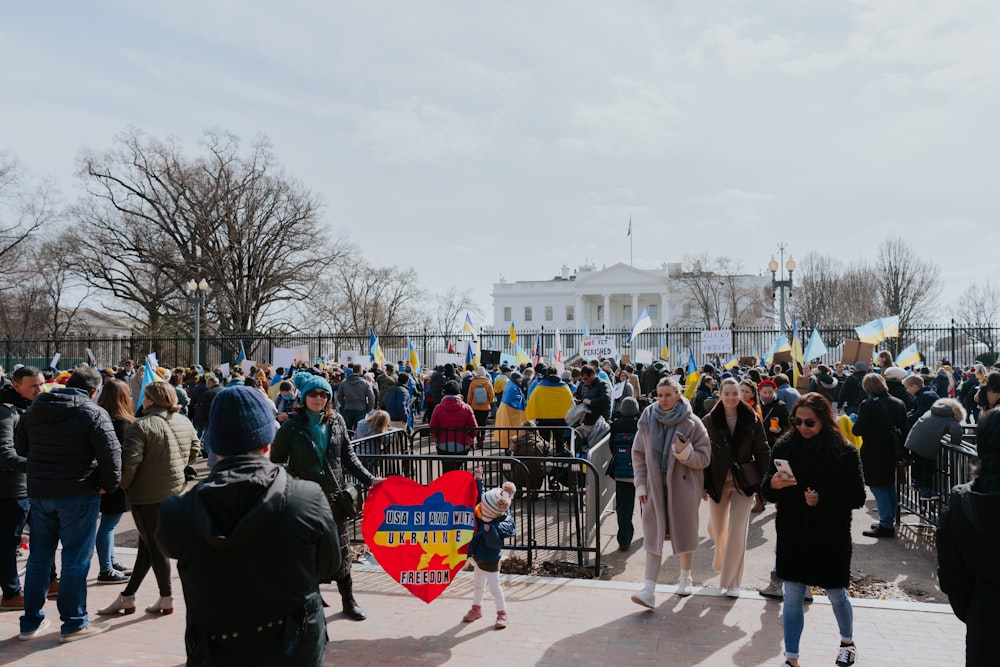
[157,455,340,666]
[0,385,31,499]
[852,392,907,487]
[14,387,121,498]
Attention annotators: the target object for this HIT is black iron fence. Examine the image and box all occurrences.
[4,322,997,372]
[342,425,611,574]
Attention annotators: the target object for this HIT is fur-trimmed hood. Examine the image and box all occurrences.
[931,397,966,423]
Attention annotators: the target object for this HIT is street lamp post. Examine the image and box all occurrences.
[768,245,796,337]
[187,278,209,367]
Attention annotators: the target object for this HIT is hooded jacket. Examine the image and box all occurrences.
[336,374,375,413]
[525,376,573,422]
[14,387,120,498]
[122,406,201,506]
[0,384,31,498]
[157,455,339,666]
[903,399,964,460]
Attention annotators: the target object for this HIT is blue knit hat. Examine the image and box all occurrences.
[207,386,278,456]
[292,371,332,398]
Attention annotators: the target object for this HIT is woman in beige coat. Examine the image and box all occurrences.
[99,382,200,617]
[630,376,711,608]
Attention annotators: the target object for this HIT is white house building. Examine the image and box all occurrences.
[491,262,771,330]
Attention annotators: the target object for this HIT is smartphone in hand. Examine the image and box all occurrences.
[774,458,794,478]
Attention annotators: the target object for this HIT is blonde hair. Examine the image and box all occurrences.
[365,410,391,433]
[143,381,180,412]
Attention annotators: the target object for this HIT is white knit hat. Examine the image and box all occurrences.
[476,481,516,520]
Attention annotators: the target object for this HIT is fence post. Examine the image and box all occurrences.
[950,318,957,365]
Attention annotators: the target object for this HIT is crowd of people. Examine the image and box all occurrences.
[0,347,996,665]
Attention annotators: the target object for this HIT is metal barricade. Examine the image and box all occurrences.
[341,426,606,575]
[897,434,978,527]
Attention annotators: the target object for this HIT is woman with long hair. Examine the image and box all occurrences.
[739,379,763,418]
[94,378,134,584]
[630,376,711,608]
[852,373,907,538]
[762,393,865,667]
[99,381,200,616]
[703,378,770,597]
[271,372,382,621]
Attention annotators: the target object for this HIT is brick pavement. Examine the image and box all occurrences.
[1,555,965,666]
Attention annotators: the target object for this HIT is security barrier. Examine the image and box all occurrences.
[345,426,609,575]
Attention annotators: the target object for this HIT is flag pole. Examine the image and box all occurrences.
[628,215,633,266]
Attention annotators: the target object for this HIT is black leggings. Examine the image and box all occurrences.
[123,503,172,597]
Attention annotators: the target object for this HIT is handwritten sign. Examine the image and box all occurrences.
[701,330,732,355]
[581,336,618,360]
[361,472,478,603]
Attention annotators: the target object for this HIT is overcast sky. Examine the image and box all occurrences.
[3,1,998,327]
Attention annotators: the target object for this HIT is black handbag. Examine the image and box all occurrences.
[324,459,361,522]
[731,457,762,496]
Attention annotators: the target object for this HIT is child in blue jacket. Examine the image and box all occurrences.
[463,467,516,629]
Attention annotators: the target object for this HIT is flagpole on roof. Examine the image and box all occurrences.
[627,215,633,266]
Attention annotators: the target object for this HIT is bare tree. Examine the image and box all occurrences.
[430,286,484,334]
[29,232,93,338]
[795,252,880,334]
[874,236,941,331]
[0,154,55,287]
[72,127,336,336]
[673,254,767,329]
[317,261,427,336]
[953,281,1000,354]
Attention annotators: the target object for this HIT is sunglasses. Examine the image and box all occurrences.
[791,417,817,428]
[306,390,330,399]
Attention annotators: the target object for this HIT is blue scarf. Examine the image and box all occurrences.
[642,396,693,472]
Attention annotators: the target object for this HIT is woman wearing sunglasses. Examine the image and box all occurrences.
[272,372,383,622]
[762,392,866,667]
[703,377,770,597]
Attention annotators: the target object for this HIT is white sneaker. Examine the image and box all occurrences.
[630,585,656,609]
[676,575,693,597]
[19,618,51,641]
[725,587,741,598]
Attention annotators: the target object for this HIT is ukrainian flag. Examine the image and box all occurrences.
[724,355,740,370]
[896,343,920,368]
[407,338,421,375]
[509,323,517,345]
[463,313,476,335]
[684,347,700,400]
[855,318,887,344]
[790,318,804,388]
[235,342,246,366]
[514,345,531,366]
[369,329,386,362]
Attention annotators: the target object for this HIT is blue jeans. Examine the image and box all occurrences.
[341,408,367,432]
[20,494,100,635]
[783,581,853,658]
[95,512,124,573]
[1,497,30,599]
[870,484,897,528]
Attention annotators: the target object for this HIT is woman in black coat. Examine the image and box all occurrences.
[851,373,907,538]
[937,370,1000,667]
[762,392,866,667]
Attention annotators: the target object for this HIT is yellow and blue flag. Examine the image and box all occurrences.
[803,325,829,362]
[509,323,517,345]
[369,329,386,362]
[896,343,920,368]
[684,347,700,400]
[626,307,652,345]
[234,342,246,366]
[463,313,476,336]
[724,355,740,370]
[514,345,531,366]
[407,338,421,375]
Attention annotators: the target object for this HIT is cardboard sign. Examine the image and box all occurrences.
[362,472,478,604]
[841,339,875,366]
[582,336,618,360]
[701,330,732,355]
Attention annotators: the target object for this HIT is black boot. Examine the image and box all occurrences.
[337,576,366,621]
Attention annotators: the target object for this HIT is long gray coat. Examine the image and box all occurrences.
[632,407,711,556]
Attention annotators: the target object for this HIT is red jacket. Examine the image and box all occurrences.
[429,396,478,448]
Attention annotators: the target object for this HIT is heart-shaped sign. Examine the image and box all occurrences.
[362,470,478,603]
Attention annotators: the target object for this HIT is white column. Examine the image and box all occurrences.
[603,293,611,328]
[632,293,639,321]
[576,295,584,329]
[660,293,668,325]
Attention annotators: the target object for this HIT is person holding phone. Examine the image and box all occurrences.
[761,392,866,667]
[629,376,711,608]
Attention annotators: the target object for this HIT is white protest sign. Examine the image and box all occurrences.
[85,348,97,364]
[634,349,654,364]
[581,336,618,360]
[272,348,295,371]
[434,353,465,368]
[701,330,733,355]
[219,363,230,378]
[241,360,255,375]
[339,351,361,367]
[49,352,61,369]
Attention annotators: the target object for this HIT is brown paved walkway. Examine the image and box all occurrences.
[1,556,965,666]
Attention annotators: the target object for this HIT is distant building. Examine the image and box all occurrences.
[491,262,770,329]
[61,308,135,338]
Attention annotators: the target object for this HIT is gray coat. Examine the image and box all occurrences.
[904,399,964,459]
[632,405,711,556]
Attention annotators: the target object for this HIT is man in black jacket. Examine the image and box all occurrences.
[158,386,340,666]
[14,367,121,642]
[577,365,611,430]
[0,366,44,611]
